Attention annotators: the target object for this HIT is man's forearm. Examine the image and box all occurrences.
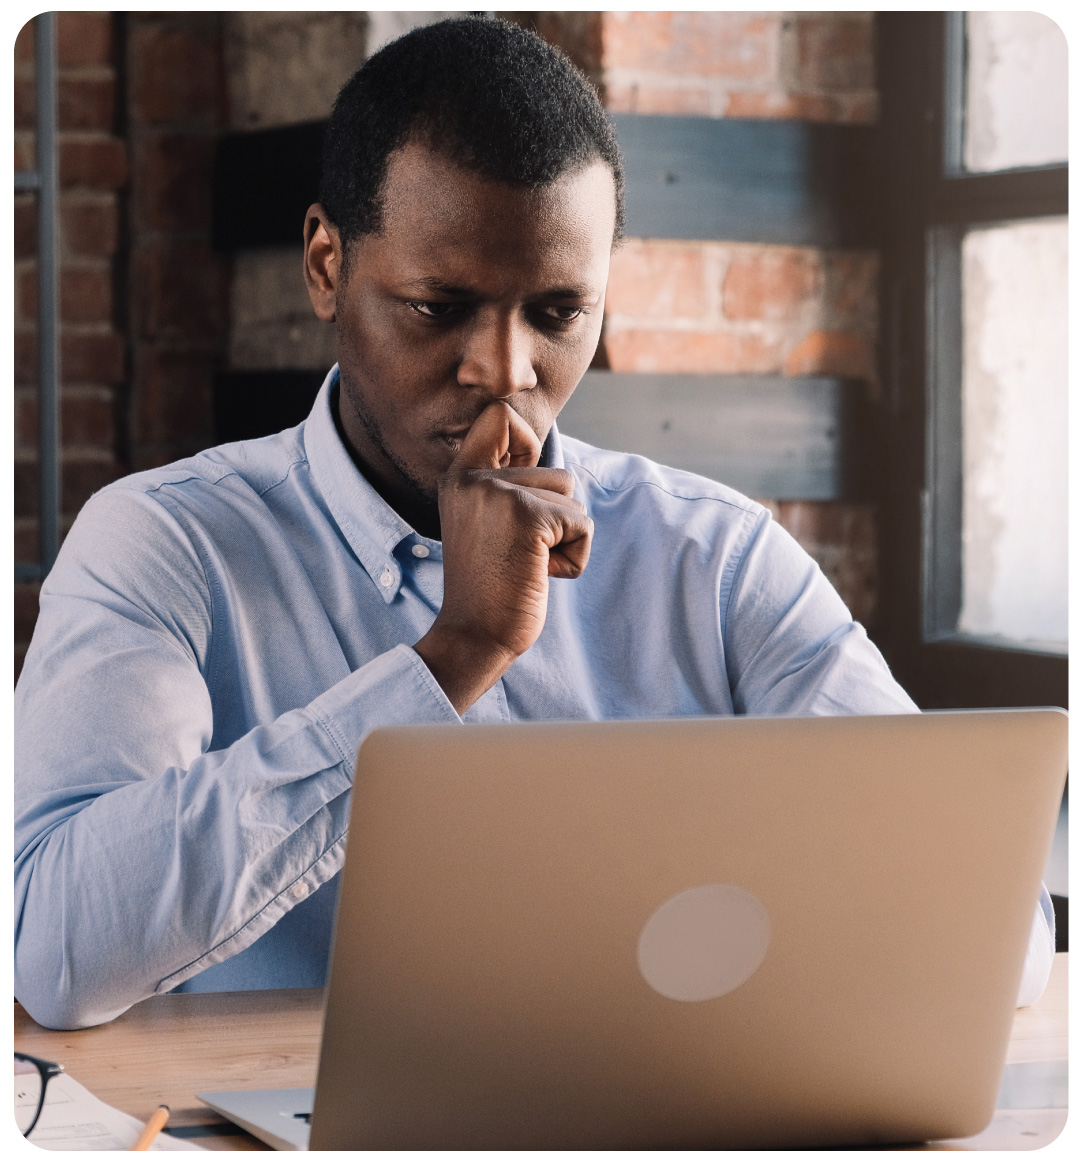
[14,644,460,1029]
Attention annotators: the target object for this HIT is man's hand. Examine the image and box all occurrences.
[413,401,593,714]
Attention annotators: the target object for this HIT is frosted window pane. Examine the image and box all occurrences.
[958,218,1067,649]
[965,12,1068,172]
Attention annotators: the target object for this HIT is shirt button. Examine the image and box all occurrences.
[411,544,430,558]
[290,882,309,900]
[379,570,393,588]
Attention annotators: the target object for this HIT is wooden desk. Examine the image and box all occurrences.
[15,954,1068,1150]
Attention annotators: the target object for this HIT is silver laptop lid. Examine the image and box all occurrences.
[311,709,1066,1149]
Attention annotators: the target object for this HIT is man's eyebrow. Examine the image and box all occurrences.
[402,277,474,296]
[535,284,598,300]
[400,277,599,300]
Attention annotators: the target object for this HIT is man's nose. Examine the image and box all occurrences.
[456,313,538,398]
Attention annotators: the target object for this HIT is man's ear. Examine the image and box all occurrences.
[303,204,342,322]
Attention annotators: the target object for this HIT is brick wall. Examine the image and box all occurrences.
[14,12,127,679]
[599,11,876,121]
[571,11,880,625]
[224,12,370,378]
[14,12,883,679]
[125,12,228,472]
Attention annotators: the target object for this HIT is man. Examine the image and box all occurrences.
[14,18,1053,1030]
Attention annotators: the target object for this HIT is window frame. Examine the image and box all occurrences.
[874,11,1068,709]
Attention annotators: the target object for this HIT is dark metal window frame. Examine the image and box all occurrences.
[876,12,1067,709]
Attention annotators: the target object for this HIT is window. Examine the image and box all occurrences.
[876,12,1067,708]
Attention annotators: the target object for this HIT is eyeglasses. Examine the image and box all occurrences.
[15,1052,64,1137]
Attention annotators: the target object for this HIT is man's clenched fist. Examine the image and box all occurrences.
[413,401,593,713]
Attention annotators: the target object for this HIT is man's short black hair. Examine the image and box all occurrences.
[319,16,625,248]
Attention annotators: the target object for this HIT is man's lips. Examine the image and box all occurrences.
[433,405,546,456]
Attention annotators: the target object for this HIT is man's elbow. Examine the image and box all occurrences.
[15,939,135,1030]
[16,977,134,1031]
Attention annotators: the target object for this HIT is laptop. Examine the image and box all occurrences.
[199,708,1067,1149]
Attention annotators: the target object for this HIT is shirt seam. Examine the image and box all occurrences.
[156,829,348,993]
[564,455,759,512]
[718,506,770,696]
[116,452,309,503]
[152,490,219,685]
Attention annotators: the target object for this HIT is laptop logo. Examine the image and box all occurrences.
[637,883,771,1002]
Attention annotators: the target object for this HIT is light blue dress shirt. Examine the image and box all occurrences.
[14,367,1052,1029]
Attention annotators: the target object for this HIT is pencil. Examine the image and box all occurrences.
[131,1104,170,1151]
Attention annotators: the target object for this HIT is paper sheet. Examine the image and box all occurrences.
[15,1071,204,1150]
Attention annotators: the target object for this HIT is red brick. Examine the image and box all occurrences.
[60,136,128,190]
[521,12,604,77]
[66,391,117,449]
[60,196,120,257]
[835,91,879,125]
[14,388,36,451]
[15,265,34,324]
[16,388,117,451]
[14,583,41,645]
[14,524,39,568]
[132,449,186,472]
[604,82,712,117]
[15,194,37,258]
[132,134,215,233]
[61,329,126,383]
[64,266,114,324]
[777,499,862,546]
[724,90,835,121]
[14,76,34,129]
[783,330,872,379]
[62,457,124,516]
[823,253,878,328]
[128,19,224,127]
[14,460,109,526]
[15,133,35,172]
[605,328,783,374]
[606,243,708,320]
[15,17,34,62]
[722,248,822,322]
[132,241,228,342]
[131,348,215,448]
[600,11,778,80]
[58,75,118,133]
[793,15,874,93]
[14,462,39,518]
[15,332,37,384]
[56,11,113,68]
[776,500,877,624]
[19,265,115,325]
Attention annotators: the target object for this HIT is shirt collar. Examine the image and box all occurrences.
[302,365,566,602]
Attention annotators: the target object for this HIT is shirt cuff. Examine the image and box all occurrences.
[306,643,461,771]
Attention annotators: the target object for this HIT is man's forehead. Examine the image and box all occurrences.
[377,141,618,239]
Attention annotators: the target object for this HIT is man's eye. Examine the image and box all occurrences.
[542,306,584,323]
[408,301,460,318]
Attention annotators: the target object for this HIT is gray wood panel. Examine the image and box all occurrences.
[614,114,880,247]
[212,116,881,251]
[559,371,866,501]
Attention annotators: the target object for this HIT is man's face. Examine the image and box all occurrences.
[305,142,617,520]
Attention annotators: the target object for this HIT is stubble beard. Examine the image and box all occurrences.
[338,376,441,513]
